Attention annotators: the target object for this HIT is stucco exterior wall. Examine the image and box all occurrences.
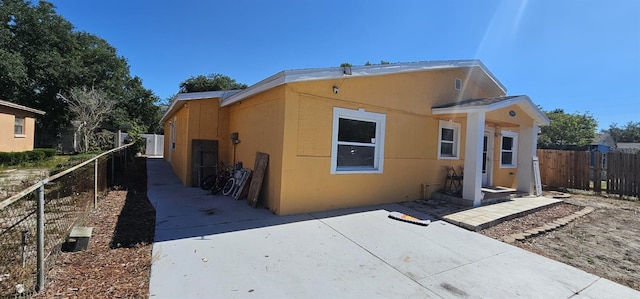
[163,98,230,187]
[486,105,534,188]
[160,66,542,215]
[0,106,37,152]
[226,86,286,213]
[273,69,501,215]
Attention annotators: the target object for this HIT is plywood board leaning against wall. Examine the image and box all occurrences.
[248,152,269,208]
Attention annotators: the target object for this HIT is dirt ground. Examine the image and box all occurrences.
[513,194,640,291]
[476,194,640,291]
[34,157,155,298]
[404,193,640,291]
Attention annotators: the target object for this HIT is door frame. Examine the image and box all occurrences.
[482,128,494,187]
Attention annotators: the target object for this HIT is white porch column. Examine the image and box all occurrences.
[463,112,486,207]
[516,123,539,195]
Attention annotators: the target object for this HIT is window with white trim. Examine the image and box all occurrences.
[14,117,25,136]
[500,130,518,168]
[331,107,385,174]
[438,120,461,160]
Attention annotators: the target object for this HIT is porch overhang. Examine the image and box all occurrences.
[431,95,550,126]
[432,95,548,207]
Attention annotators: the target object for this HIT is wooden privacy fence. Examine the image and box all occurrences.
[537,149,639,198]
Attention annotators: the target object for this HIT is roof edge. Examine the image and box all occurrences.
[221,60,507,107]
[0,99,46,115]
[160,90,241,123]
[432,95,550,126]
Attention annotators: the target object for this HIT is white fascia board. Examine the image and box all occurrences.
[516,97,550,126]
[492,95,549,126]
[159,97,184,123]
[175,90,240,101]
[472,60,507,95]
[220,59,507,107]
[220,71,286,107]
[160,90,241,123]
[431,95,550,126]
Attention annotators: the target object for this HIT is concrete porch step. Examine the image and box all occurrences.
[432,190,529,207]
[441,196,563,231]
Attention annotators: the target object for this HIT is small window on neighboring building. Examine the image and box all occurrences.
[331,107,386,174]
[438,120,461,160]
[14,117,25,136]
[455,78,462,90]
[500,131,518,168]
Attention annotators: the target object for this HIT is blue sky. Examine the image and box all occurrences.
[50,0,639,130]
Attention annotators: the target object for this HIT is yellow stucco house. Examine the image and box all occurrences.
[161,60,549,215]
[0,99,45,152]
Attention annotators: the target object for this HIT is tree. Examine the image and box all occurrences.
[179,73,247,93]
[538,109,598,149]
[0,0,162,145]
[608,121,640,143]
[56,87,115,153]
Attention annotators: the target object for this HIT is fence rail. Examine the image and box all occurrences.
[0,144,133,298]
[537,149,639,198]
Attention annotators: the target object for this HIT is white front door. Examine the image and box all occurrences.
[482,131,492,186]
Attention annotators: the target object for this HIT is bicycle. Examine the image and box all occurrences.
[201,161,233,194]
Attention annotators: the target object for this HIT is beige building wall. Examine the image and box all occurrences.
[0,106,38,152]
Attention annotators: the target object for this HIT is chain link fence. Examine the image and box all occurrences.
[0,144,133,298]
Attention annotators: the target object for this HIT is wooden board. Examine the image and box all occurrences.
[247,152,269,208]
[532,156,542,196]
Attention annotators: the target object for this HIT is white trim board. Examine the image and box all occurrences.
[481,186,516,193]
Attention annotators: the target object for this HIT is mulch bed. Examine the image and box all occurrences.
[34,157,155,298]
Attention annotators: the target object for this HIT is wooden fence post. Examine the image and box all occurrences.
[594,152,602,193]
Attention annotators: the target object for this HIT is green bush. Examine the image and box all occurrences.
[13,152,28,164]
[34,148,57,158]
[27,150,45,161]
[0,152,14,165]
[0,148,56,166]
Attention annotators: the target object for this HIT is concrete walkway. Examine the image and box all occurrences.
[442,197,563,231]
[147,158,639,299]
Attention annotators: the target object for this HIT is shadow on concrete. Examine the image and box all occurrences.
[147,158,434,243]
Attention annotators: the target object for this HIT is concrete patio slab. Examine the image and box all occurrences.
[147,158,639,299]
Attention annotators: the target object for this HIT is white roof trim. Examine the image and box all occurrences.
[160,90,241,123]
[221,60,507,107]
[0,99,45,115]
[220,71,286,107]
[432,95,550,126]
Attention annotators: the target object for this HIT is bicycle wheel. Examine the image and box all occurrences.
[222,178,236,196]
[201,175,216,190]
[211,180,224,194]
